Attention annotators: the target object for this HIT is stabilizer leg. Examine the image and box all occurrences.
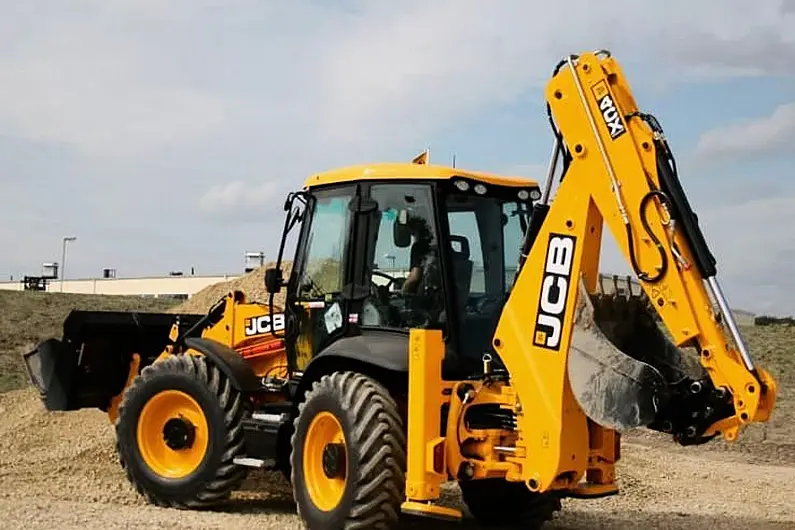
[401,329,463,522]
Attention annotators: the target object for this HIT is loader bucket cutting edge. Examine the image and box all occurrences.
[567,278,694,431]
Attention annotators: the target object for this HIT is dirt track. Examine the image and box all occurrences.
[1,387,793,530]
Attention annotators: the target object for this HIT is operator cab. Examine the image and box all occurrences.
[266,161,541,379]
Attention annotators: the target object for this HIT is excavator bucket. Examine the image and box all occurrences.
[567,276,705,431]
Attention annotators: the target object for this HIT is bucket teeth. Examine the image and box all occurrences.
[567,276,702,431]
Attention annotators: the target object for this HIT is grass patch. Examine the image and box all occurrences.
[735,323,795,443]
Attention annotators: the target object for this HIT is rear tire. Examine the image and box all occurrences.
[459,478,562,528]
[290,371,406,530]
[115,354,249,509]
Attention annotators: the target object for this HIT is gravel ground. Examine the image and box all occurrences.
[1,387,793,530]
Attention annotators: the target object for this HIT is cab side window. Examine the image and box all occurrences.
[362,183,446,330]
[295,192,353,299]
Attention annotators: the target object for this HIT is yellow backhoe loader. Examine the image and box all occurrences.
[24,50,776,529]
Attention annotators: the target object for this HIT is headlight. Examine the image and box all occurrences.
[474,183,487,195]
[454,179,470,191]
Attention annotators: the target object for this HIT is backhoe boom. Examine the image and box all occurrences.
[492,50,776,493]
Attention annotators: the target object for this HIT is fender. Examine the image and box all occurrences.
[317,332,410,371]
[183,337,261,393]
[293,331,410,403]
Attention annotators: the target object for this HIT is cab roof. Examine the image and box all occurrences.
[303,162,540,190]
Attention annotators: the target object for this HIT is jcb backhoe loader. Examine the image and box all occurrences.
[24,50,776,529]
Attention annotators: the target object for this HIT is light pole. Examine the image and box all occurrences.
[61,236,77,292]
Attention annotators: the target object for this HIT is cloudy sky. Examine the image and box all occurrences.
[0,1,793,315]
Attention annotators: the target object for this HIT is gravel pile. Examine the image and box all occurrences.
[1,386,793,529]
[172,262,293,314]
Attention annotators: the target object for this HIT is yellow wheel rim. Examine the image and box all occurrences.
[136,390,209,479]
[303,411,347,511]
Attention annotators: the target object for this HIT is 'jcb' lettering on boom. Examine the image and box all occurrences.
[244,313,286,336]
[533,234,576,351]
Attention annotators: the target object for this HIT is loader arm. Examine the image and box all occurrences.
[491,51,776,492]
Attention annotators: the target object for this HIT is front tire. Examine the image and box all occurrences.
[115,354,249,509]
[290,371,406,530]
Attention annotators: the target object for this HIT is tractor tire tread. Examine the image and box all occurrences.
[115,354,249,510]
[290,371,406,530]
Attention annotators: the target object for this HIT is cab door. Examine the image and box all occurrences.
[286,184,358,373]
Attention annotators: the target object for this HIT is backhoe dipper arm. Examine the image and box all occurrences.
[491,51,776,493]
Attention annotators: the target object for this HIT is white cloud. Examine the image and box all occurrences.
[0,14,233,158]
[0,1,791,162]
[695,102,795,159]
[697,195,795,315]
[198,180,293,222]
[1,1,794,311]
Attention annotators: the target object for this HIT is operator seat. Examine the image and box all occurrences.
[448,235,473,313]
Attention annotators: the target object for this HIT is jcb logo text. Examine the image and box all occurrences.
[597,93,626,140]
[533,234,576,350]
[244,313,286,336]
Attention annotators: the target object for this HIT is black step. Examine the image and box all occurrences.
[238,404,292,468]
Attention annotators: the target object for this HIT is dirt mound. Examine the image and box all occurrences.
[0,386,292,508]
[172,262,293,314]
[0,386,144,506]
[2,385,795,529]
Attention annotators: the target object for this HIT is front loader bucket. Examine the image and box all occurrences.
[23,309,205,412]
[567,277,704,431]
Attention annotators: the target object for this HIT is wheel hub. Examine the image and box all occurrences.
[302,411,348,511]
[135,388,210,479]
[162,416,196,450]
[322,443,346,479]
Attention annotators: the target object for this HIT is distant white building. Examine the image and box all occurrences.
[0,267,757,325]
[0,273,243,299]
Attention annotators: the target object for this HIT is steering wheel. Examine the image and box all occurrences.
[370,270,435,328]
[371,270,400,293]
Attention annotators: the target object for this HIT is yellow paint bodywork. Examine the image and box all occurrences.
[135,389,210,479]
[402,52,776,509]
[488,51,776,492]
[155,291,289,381]
[302,411,347,511]
[107,353,141,424]
[196,292,288,380]
[110,291,290,423]
[404,329,447,503]
[303,162,540,191]
[402,329,463,521]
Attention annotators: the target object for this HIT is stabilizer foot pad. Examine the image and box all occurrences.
[567,483,619,499]
[401,500,462,521]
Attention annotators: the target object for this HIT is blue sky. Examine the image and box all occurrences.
[0,1,793,315]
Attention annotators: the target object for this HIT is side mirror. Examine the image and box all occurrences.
[264,267,283,294]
